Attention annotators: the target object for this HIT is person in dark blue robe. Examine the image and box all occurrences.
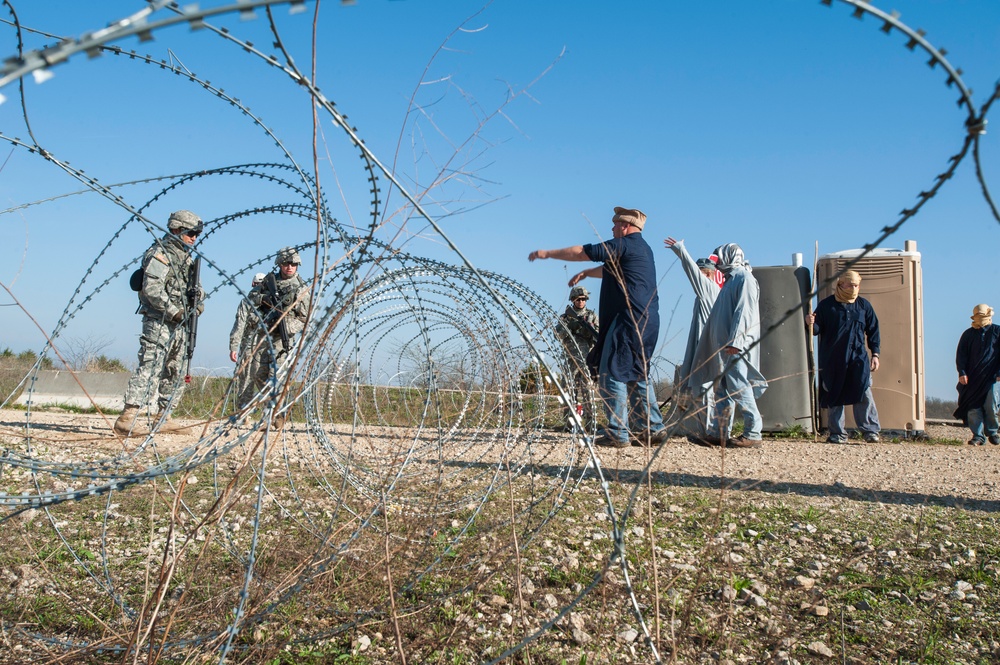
[954,303,1000,445]
[806,270,881,444]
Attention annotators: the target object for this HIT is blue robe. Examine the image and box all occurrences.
[812,295,880,408]
[583,233,659,383]
[954,324,1000,422]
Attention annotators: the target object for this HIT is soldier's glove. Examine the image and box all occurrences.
[172,311,184,323]
[186,287,200,301]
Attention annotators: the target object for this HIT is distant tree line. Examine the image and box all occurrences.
[926,396,958,420]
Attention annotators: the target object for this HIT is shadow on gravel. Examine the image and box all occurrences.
[443,460,1000,514]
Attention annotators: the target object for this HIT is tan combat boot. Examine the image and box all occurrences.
[114,405,146,436]
[154,411,183,433]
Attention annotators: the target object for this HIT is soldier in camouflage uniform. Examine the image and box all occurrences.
[555,285,599,431]
[251,247,312,407]
[229,272,266,409]
[114,210,205,436]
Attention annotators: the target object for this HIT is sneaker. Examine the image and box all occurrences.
[729,435,762,449]
[863,432,880,443]
[989,434,1000,446]
[594,434,629,449]
[826,435,847,444]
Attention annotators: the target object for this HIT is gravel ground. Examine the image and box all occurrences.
[2,410,999,664]
[586,423,1000,510]
[3,409,994,508]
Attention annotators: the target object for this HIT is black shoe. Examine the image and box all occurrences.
[594,434,629,448]
[989,434,1000,446]
[969,438,985,446]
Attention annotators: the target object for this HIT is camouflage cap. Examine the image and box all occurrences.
[276,247,301,266]
[167,209,203,233]
[569,285,590,302]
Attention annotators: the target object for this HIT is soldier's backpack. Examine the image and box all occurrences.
[129,267,144,292]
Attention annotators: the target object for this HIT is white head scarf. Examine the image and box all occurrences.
[711,243,750,275]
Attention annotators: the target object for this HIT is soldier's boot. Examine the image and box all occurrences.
[271,413,287,431]
[114,405,147,436]
[153,411,193,434]
[153,411,182,433]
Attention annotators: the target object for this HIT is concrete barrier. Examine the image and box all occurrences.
[14,370,129,411]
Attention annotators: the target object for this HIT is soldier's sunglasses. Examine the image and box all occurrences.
[181,229,201,238]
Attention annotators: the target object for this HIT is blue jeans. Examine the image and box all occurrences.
[828,385,880,438]
[967,381,1000,441]
[598,320,665,443]
[708,357,762,440]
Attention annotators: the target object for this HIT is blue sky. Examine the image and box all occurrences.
[0,0,998,400]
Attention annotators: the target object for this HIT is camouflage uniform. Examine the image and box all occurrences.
[121,214,203,418]
[230,283,265,408]
[252,251,312,395]
[555,295,599,430]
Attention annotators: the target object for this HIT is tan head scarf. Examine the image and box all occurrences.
[834,270,862,304]
[972,303,994,329]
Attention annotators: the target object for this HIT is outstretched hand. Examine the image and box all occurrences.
[664,237,680,248]
[528,250,547,262]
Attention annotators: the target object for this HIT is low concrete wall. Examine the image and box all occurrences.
[14,370,129,411]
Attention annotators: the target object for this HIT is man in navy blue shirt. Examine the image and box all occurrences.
[529,206,667,447]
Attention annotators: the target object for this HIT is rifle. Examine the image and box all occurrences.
[262,272,291,351]
[184,256,201,383]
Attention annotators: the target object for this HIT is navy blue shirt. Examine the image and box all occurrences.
[813,295,880,407]
[583,233,660,382]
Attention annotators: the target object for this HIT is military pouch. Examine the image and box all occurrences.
[129,267,144,292]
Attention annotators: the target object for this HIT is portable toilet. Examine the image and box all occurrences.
[756,257,814,433]
[815,241,925,438]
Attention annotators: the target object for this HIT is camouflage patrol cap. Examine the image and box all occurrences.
[569,285,590,302]
[167,210,203,233]
[276,247,301,266]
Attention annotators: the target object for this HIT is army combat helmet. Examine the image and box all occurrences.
[166,210,203,234]
[276,246,302,266]
[569,285,590,302]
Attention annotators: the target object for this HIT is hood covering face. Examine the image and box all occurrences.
[711,243,749,275]
[834,270,862,304]
[972,303,994,329]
